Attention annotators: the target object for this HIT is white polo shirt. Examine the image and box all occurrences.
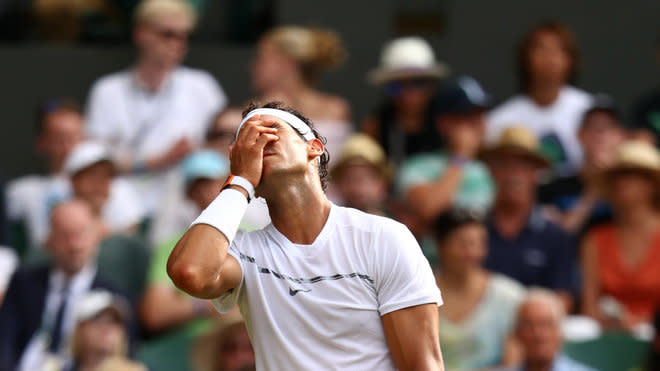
[212,204,442,370]
[85,66,226,212]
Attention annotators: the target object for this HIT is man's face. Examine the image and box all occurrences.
[135,14,193,68]
[71,162,114,214]
[38,110,84,168]
[334,164,387,212]
[489,153,538,204]
[579,112,625,168]
[47,202,100,275]
[516,300,562,364]
[259,117,316,180]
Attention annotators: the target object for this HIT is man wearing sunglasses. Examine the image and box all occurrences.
[86,0,226,214]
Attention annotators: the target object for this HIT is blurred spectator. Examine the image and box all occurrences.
[398,76,494,226]
[488,21,592,176]
[190,309,254,371]
[0,200,129,371]
[581,140,660,331]
[64,290,144,371]
[252,25,351,158]
[362,36,449,166]
[330,134,392,216]
[7,99,84,250]
[63,141,146,239]
[204,106,242,157]
[500,289,595,371]
[141,150,227,334]
[539,95,626,235]
[0,247,18,305]
[433,208,524,370]
[630,36,660,147]
[86,0,226,213]
[481,127,577,307]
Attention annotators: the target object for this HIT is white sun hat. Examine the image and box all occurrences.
[367,36,449,85]
[63,141,115,176]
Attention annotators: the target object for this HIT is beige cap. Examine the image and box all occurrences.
[330,134,391,181]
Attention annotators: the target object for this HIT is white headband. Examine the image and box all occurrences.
[237,108,316,141]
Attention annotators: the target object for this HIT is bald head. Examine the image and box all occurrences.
[516,289,564,364]
[48,199,100,275]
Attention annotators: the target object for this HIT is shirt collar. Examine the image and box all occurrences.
[49,263,97,293]
[487,206,547,237]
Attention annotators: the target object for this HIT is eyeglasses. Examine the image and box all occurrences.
[153,27,191,42]
[384,79,435,97]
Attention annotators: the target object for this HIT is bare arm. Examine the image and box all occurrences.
[580,236,600,319]
[382,303,444,371]
[406,165,464,223]
[140,284,212,332]
[167,115,279,299]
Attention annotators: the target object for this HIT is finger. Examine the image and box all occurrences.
[254,133,279,149]
[237,124,278,146]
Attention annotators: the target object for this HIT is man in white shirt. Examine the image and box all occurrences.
[168,102,444,370]
[85,0,226,212]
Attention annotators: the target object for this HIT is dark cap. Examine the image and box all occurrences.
[434,76,492,115]
[580,93,623,129]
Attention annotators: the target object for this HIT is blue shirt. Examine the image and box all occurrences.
[509,354,597,371]
[485,208,578,293]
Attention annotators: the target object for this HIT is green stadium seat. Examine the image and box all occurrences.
[136,327,197,371]
[563,332,649,371]
[97,235,151,301]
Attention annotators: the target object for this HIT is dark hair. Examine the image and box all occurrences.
[35,98,83,136]
[241,101,330,191]
[432,208,484,243]
[516,21,579,92]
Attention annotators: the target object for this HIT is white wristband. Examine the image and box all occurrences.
[224,175,255,202]
[190,188,248,244]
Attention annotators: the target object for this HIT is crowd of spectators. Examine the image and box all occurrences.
[1,0,660,370]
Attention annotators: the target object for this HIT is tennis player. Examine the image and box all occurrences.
[168,101,444,370]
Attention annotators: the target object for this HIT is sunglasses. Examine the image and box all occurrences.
[384,79,435,97]
[153,27,190,42]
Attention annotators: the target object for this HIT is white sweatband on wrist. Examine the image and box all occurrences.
[238,108,315,141]
[222,175,255,202]
[190,188,248,244]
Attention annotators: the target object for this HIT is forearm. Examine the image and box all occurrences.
[167,188,248,298]
[408,165,463,222]
[140,286,207,332]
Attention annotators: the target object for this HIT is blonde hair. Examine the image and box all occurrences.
[264,26,346,83]
[134,0,197,28]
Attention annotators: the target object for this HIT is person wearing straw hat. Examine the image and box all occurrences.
[190,309,254,371]
[330,134,392,216]
[362,36,449,166]
[481,126,577,309]
[168,101,443,370]
[581,140,660,332]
